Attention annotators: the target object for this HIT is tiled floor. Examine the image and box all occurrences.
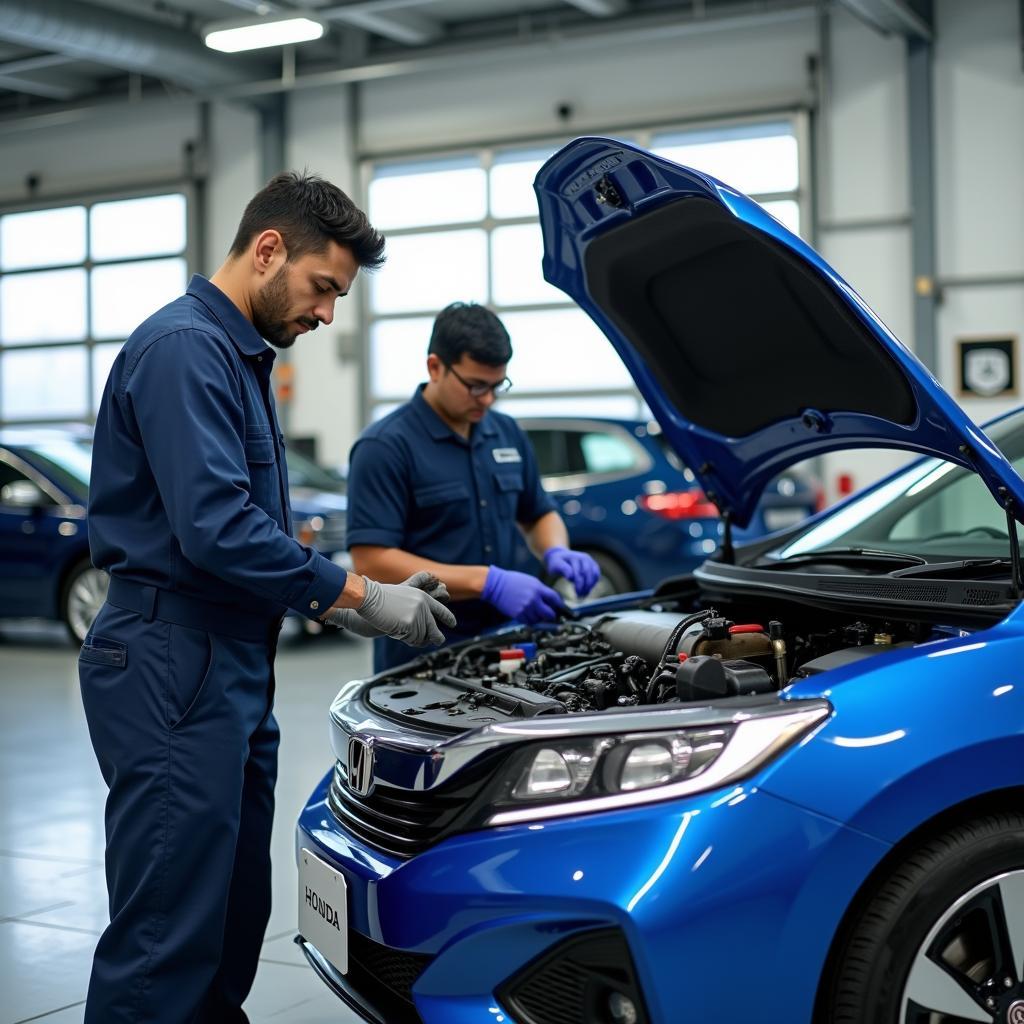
[0,621,370,1024]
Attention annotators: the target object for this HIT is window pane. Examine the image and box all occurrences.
[1,268,87,344]
[370,230,487,315]
[490,149,551,219]
[652,123,798,196]
[501,309,631,391]
[761,199,800,237]
[499,395,642,419]
[580,431,638,473]
[369,157,486,230]
[90,194,187,262]
[369,317,434,399]
[1,206,86,271]
[90,258,186,340]
[490,224,564,306]
[92,341,123,412]
[1,346,88,420]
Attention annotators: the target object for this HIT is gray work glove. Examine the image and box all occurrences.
[324,571,454,646]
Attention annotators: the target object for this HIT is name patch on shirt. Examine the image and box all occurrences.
[492,447,522,464]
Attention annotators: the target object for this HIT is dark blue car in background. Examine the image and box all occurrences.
[520,415,822,595]
[0,431,348,643]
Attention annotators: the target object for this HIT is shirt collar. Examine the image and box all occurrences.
[410,383,499,443]
[186,275,273,360]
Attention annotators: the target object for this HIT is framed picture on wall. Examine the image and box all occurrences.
[956,335,1018,398]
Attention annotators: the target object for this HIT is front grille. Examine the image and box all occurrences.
[349,928,433,1008]
[327,758,495,859]
[499,928,650,1024]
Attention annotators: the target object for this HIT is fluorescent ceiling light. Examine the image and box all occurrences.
[205,17,324,53]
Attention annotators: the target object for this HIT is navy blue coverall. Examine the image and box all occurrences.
[346,384,555,672]
[81,275,348,1023]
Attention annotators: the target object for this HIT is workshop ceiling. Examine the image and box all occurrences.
[0,0,930,117]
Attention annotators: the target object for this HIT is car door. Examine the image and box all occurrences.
[0,446,81,614]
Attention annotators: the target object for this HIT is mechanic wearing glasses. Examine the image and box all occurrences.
[347,302,600,671]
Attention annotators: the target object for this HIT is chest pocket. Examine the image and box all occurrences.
[494,471,524,519]
[413,480,472,530]
[244,434,278,512]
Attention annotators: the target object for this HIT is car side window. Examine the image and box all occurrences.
[525,429,570,477]
[579,431,641,474]
[0,459,54,508]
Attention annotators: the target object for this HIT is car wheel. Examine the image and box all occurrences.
[551,550,633,602]
[61,559,109,644]
[825,813,1024,1024]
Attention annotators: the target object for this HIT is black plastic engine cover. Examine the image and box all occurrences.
[675,655,774,701]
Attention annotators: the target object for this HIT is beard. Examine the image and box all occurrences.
[251,265,318,349]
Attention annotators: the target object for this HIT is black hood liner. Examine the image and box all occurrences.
[584,196,916,438]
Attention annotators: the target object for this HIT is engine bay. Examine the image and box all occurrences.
[366,600,941,732]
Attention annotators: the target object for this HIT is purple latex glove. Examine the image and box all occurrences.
[482,566,567,624]
[543,546,601,598]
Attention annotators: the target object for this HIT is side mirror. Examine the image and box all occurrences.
[0,479,48,509]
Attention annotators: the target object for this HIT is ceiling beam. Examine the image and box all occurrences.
[322,5,442,46]
[0,0,266,90]
[0,58,86,99]
[836,0,933,41]
[563,0,628,16]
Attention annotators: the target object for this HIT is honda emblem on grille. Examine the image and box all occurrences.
[347,736,375,797]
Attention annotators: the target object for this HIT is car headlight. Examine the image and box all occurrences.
[487,703,828,826]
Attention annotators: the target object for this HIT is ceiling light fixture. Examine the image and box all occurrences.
[204,16,325,53]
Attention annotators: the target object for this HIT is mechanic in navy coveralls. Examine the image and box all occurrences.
[346,302,601,672]
[80,172,455,1024]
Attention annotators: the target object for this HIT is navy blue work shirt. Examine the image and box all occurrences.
[88,274,349,625]
[346,384,556,656]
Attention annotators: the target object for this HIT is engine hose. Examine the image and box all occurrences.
[644,608,716,702]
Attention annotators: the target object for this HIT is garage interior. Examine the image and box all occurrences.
[1,1,1023,1022]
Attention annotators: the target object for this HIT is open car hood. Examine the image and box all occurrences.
[534,137,1024,529]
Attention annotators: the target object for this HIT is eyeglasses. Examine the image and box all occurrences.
[446,364,513,398]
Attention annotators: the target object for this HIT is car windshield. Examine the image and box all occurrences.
[286,449,345,493]
[773,409,1024,562]
[19,439,92,497]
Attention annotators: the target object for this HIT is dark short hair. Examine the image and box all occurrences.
[229,170,386,269]
[428,303,512,367]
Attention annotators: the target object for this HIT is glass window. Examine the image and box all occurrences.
[90,194,187,262]
[1,268,87,344]
[0,190,188,427]
[370,230,488,315]
[369,317,434,398]
[497,395,644,419]
[523,428,569,477]
[490,149,552,219]
[490,224,564,306]
[1,206,87,270]
[501,309,631,391]
[580,430,640,474]
[369,157,487,230]
[651,122,799,196]
[1,346,88,420]
[90,258,187,340]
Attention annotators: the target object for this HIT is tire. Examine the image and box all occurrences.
[61,558,109,644]
[550,550,634,602]
[824,812,1024,1024]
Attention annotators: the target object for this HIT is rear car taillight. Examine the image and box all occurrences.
[638,489,719,520]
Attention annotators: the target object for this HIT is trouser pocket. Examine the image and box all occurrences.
[79,634,127,668]
[166,623,216,730]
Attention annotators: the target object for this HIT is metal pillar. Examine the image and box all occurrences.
[907,2,937,372]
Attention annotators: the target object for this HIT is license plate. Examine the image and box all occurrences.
[763,507,807,530]
[299,848,348,974]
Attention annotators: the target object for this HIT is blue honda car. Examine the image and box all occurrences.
[295,137,1024,1024]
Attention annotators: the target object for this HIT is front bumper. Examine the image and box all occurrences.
[295,771,890,1024]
